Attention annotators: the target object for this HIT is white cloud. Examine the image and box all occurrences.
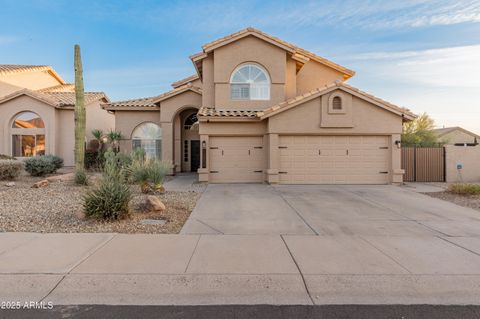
[346,45,480,88]
[345,44,480,132]
[0,36,18,45]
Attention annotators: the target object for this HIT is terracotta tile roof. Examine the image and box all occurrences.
[103,84,202,110]
[42,91,108,107]
[258,81,416,120]
[199,27,355,78]
[171,74,199,88]
[103,96,158,108]
[197,107,259,118]
[0,88,108,108]
[37,84,75,92]
[0,64,66,84]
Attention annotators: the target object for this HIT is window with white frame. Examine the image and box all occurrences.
[230,64,270,100]
[131,122,162,160]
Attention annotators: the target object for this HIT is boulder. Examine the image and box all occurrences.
[32,179,49,188]
[146,195,166,212]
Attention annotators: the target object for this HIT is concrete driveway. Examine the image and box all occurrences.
[181,184,480,236]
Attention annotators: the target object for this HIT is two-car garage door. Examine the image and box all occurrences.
[208,135,390,184]
[279,135,390,184]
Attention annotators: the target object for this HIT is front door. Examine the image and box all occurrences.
[190,140,200,172]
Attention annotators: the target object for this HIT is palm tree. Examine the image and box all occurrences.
[107,130,122,153]
[74,44,86,184]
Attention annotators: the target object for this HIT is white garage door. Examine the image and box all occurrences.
[279,135,390,184]
[209,136,266,183]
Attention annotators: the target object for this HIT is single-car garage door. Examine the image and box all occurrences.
[279,135,390,184]
[209,136,266,183]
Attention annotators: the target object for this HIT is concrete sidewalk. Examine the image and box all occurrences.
[2,232,480,306]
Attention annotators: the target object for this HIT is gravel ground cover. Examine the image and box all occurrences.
[0,174,204,233]
[424,192,480,212]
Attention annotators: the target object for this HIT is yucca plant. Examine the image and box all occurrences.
[107,130,122,153]
[148,160,171,191]
[83,150,131,220]
[129,159,151,193]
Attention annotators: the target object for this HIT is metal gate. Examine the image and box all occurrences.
[401,147,445,182]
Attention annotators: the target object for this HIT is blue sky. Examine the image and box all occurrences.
[1,0,479,132]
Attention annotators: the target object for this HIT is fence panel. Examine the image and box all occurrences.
[401,147,415,182]
[401,147,445,182]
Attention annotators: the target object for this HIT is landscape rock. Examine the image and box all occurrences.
[32,179,49,188]
[5,182,15,187]
[47,172,74,182]
[146,195,166,212]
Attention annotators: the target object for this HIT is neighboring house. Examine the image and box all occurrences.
[0,65,114,166]
[103,28,416,184]
[433,127,480,146]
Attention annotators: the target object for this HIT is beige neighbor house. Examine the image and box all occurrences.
[0,65,114,166]
[433,127,480,146]
[104,28,416,184]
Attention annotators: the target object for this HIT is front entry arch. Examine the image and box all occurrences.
[173,107,200,173]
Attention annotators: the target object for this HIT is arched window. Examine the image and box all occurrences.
[11,112,46,157]
[183,113,198,130]
[132,122,162,160]
[332,96,342,110]
[230,64,270,100]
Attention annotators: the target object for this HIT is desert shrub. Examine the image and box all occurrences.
[148,160,171,189]
[448,183,480,195]
[0,160,23,180]
[0,154,16,160]
[85,149,105,170]
[75,169,89,185]
[129,158,172,193]
[83,150,131,219]
[83,178,130,219]
[24,156,61,176]
[115,152,132,169]
[44,155,63,170]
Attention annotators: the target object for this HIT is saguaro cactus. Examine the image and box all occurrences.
[74,44,86,182]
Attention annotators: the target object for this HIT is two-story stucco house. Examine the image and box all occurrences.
[103,28,416,184]
[0,65,115,166]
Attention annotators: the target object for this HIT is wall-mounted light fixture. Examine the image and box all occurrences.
[395,140,401,149]
[202,140,206,149]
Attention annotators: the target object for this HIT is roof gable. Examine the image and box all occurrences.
[0,64,66,85]
[0,88,108,108]
[255,81,416,120]
[191,28,355,79]
[433,127,480,139]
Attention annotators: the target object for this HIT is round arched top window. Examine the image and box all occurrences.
[230,64,270,100]
[131,122,162,160]
[12,112,45,128]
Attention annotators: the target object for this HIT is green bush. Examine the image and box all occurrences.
[0,154,16,160]
[448,183,480,195]
[83,150,131,220]
[24,156,62,176]
[44,155,63,170]
[148,160,171,188]
[75,170,89,185]
[0,160,23,180]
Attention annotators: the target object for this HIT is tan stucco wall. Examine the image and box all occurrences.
[202,55,215,108]
[56,109,75,166]
[267,94,403,135]
[85,101,115,140]
[209,35,286,109]
[296,61,346,95]
[445,145,480,182]
[199,121,267,136]
[159,91,202,122]
[0,71,62,92]
[285,58,297,100]
[439,130,479,145]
